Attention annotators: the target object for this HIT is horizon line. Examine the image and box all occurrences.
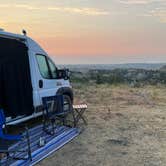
[57,62,166,65]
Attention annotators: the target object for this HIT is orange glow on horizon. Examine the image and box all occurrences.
[35,35,166,57]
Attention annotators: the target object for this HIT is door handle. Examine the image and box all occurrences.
[39,80,43,88]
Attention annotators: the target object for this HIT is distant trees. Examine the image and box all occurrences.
[96,74,103,84]
[70,69,166,86]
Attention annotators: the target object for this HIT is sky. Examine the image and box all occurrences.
[0,0,166,64]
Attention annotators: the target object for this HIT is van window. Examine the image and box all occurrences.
[36,54,51,79]
[47,58,57,79]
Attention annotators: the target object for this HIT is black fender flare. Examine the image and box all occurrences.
[56,87,74,103]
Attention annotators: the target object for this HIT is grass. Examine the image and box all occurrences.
[38,83,166,166]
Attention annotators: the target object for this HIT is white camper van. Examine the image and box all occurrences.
[0,30,73,125]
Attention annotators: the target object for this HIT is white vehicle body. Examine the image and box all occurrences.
[0,30,73,125]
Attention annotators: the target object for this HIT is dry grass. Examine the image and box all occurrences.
[38,84,166,166]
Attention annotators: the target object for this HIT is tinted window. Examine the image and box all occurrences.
[47,58,57,79]
[36,55,51,79]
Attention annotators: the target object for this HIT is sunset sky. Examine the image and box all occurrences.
[0,0,166,64]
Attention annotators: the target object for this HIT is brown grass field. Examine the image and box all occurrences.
[38,84,166,166]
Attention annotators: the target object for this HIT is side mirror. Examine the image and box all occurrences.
[57,69,70,80]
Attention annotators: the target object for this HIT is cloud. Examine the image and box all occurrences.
[119,0,166,23]
[119,0,153,5]
[139,7,166,23]
[0,4,40,10]
[119,0,165,5]
[14,4,40,10]
[138,12,166,23]
[0,4,110,16]
[47,7,110,16]
[150,8,166,23]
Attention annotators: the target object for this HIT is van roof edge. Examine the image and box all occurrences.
[0,31,26,41]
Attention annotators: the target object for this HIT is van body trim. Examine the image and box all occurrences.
[6,112,43,125]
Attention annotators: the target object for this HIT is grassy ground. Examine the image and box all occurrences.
[38,84,166,166]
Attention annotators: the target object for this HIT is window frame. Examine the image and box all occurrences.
[47,57,58,79]
[36,54,58,80]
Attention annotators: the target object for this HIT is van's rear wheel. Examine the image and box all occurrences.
[63,95,72,112]
[63,95,75,127]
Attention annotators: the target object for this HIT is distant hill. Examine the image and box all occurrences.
[160,65,166,71]
[70,66,166,86]
[58,63,166,72]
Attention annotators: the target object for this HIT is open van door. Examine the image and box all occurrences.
[0,37,34,117]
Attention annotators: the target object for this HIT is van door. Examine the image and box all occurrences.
[35,54,63,105]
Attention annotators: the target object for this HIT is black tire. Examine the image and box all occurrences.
[63,95,72,112]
